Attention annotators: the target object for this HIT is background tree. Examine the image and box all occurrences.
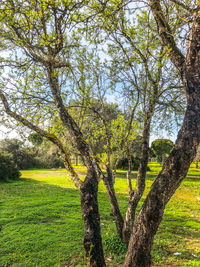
[194,145,200,168]
[151,139,174,163]
[0,152,21,181]
[0,138,35,169]
[28,133,43,147]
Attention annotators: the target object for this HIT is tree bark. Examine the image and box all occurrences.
[45,65,106,265]
[195,160,199,168]
[103,154,124,239]
[103,176,124,239]
[80,169,106,266]
[124,101,200,266]
[126,148,133,195]
[122,116,152,244]
[124,8,200,265]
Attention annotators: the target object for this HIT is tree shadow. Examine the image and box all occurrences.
[0,175,199,266]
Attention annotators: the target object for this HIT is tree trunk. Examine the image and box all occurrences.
[46,65,106,265]
[122,118,151,244]
[127,148,133,194]
[80,169,106,266]
[124,10,200,262]
[103,157,124,239]
[124,104,200,266]
[112,157,121,184]
[75,154,79,166]
[103,177,124,239]
[195,160,199,168]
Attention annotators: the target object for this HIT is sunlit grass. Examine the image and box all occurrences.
[0,167,199,266]
[148,162,200,177]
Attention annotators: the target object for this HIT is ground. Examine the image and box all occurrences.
[0,163,200,266]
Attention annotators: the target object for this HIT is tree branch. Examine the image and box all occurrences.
[0,88,81,189]
[149,0,185,78]
[169,0,197,13]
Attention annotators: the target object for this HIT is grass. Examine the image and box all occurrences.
[148,162,200,177]
[0,165,200,266]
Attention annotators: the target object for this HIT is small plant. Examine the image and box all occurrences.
[0,152,21,181]
[104,234,127,255]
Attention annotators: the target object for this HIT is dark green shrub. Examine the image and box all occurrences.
[17,151,38,170]
[0,153,21,181]
[0,138,65,170]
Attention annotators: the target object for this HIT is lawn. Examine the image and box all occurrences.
[148,162,200,177]
[0,166,200,266]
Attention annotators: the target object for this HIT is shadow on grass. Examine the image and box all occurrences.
[0,177,86,266]
[0,176,199,266]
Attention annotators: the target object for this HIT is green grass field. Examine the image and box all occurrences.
[0,164,200,266]
[147,162,200,177]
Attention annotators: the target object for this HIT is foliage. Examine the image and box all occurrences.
[116,156,140,171]
[0,152,21,181]
[151,139,174,163]
[34,153,64,169]
[68,99,120,156]
[0,138,64,170]
[28,133,43,146]
[0,139,35,169]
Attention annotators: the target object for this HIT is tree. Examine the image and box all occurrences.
[0,1,105,265]
[89,1,184,245]
[0,138,35,169]
[1,1,200,266]
[151,139,174,163]
[123,1,200,266]
[194,145,200,168]
[0,152,21,181]
[28,133,43,147]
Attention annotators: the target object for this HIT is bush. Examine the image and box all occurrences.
[0,153,21,181]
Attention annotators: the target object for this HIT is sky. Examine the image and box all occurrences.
[0,126,19,140]
[0,0,181,145]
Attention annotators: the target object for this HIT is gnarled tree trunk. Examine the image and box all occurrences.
[124,8,200,265]
[80,169,106,266]
[46,65,106,265]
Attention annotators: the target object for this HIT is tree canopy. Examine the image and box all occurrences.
[151,139,174,163]
[0,1,200,266]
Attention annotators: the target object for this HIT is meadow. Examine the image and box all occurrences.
[0,163,200,266]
